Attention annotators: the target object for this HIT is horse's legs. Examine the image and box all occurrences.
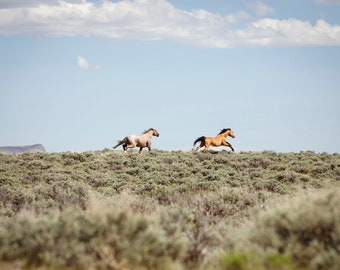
[125,137,136,150]
[195,143,201,152]
[203,140,211,152]
[121,138,136,153]
[126,144,136,149]
[139,143,151,154]
[196,141,206,152]
[223,141,234,152]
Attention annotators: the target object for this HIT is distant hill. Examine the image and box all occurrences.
[0,144,46,153]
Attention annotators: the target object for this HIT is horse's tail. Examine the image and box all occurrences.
[193,136,206,146]
[113,137,127,149]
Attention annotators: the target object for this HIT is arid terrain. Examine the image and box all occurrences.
[0,150,339,269]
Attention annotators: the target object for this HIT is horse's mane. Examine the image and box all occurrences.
[143,128,154,134]
[218,128,231,135]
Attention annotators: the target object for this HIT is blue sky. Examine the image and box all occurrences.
[0,0,339,153]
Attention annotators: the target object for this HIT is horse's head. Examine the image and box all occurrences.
[228,129,235,138]
[152,128,160,137]
[143,128,159,137]
[220,128,235,138]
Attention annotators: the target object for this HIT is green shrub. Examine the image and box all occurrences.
[220,252,250,270]
[219,251,294,270]
[249,190,340,270]
[0,150,339,269]
[0,208,185,270]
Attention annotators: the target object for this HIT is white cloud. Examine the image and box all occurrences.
[77,56,90,69]
[0,0,83,8]
[244,18,340,47]
[0,0,339,48]
[248,1,275,16]
[77,56,102,70]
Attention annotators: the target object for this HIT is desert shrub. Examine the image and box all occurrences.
[219,252,250,270]
[11,190,34,213]
[0,185,34,214]
[226,170,247,188]
[249,190,340,270]
[61,152,86,165]
[33,180,88,211]
[253,178,292,195]
[219,252,294,270]
[27,159,52,170]
[213,190,340,270]
[188,188,257,220]
[262,253,295,270]
[0,150,339,269]
[0,207,185,270]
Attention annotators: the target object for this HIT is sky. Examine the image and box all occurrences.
[0,0,340,153]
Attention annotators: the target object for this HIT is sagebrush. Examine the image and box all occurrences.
[0,150,339,269]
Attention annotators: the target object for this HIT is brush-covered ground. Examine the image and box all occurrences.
[0,150,339,270]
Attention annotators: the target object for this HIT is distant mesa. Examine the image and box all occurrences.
[0,144,46,153]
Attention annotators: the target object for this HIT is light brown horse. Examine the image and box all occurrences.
[194,128,235,152]
[113,128,159,153]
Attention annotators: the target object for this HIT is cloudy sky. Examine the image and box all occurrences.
[1,0,339,153]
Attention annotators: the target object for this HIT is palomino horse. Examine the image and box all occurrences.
[194,128,235,152]
[113,128,159,153]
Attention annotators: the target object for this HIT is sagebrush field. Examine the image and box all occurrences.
[0,150,339,270]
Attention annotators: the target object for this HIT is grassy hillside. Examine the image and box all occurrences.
[0,150,339,269]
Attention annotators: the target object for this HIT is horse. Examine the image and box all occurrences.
[193,128,235,152]
[113,128,159,153]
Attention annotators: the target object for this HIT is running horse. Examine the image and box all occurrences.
[113,128,160,153]
[193,128,235,152]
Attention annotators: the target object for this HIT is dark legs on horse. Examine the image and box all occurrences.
[123,144,127,152]
[222,141,234,152]
[118,138,136,153]
[139,142,151,154]
[229,144,235,152]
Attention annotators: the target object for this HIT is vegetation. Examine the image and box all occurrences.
[0,150,339,269]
